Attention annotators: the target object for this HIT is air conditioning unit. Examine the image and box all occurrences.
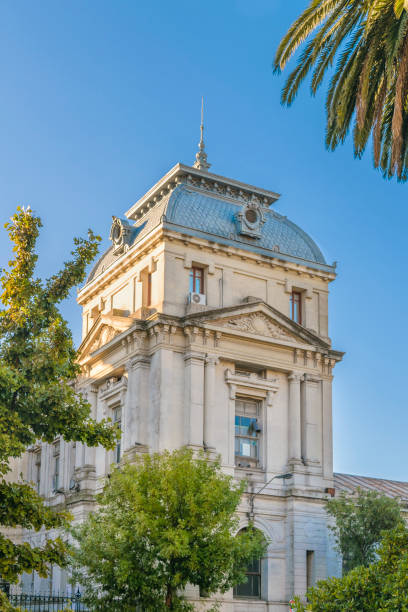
[188,292,206,305]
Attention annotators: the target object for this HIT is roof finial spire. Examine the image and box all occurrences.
[193,96,211,171]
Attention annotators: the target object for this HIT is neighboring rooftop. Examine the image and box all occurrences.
[334,472,408,501]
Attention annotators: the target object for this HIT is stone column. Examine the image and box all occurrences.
[158,347,174,451]
[301,375,322,465]
[288,372,303,465]
[204,355,219,450]
[184,352,205,448]
[124,355,151,457]
[322,378,333,478]
[227,382,236,467]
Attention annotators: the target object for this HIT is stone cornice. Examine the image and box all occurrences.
[78,307,343,381]
[163,227,335,277]
[224,368,279,398]
[77,219,335,307]
[125,163,280,220]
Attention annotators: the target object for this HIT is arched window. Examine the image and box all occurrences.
[233,528,264,599]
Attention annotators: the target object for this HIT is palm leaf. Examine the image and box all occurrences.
[394,0,408,19]
[275,0,408,180]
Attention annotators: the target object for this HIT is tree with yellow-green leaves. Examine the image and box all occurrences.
[0,207,117,609]
[274,0,408,181]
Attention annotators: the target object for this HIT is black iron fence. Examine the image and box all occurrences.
[7,591,88,611]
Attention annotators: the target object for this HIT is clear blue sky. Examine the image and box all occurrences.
[0,0,406,481]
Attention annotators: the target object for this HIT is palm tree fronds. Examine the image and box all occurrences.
[275,0,408,180]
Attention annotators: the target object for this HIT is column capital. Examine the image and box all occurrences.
[184,351,206,363]
[205,354,219,366]
[288,371,304,383]
[303,373,322,383]
[127,355,151,371]
[266,389,277,406]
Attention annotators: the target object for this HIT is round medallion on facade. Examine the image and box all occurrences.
[236,199,265,239]
[109,216,132,255]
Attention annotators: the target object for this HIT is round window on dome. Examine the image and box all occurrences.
[112,224,121,242]
[245,208,258,224]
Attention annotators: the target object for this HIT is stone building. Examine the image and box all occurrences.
[21,139,347,610]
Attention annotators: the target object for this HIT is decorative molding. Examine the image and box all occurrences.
[109,216,133,255]
[288,372,304,384]
[90,324,121,352]
[184,351,206,364]
[235,196,266,239]
[213,312,296,343]
[205,354,219,367]
[125,163,279,221]
[224,369,279,399]
[99,375,127,404]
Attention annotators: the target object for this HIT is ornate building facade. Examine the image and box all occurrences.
[21,149,347,609]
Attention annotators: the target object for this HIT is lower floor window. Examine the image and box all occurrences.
[234,555,261,599]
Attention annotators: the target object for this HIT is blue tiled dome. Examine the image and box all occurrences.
[86,184,329,284]
[166,185,325,264]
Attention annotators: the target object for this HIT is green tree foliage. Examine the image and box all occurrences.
[274,0,408,181]
[326,487,403,573]
[290,524,408,611]
[70,448,267,612]
[0,207,116,605]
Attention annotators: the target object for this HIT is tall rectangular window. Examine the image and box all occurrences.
[52,443,60,492]
[189,267,204,294]
[113,407,122,463]
[235,399,260,466]
[290,290,302,324]
[306,550,315,590]
[34,450,41,494]
[234,555,261,598]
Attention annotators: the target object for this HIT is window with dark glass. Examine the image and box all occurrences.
[52,443,60,492]
[34,450,41,494]
[234,548,262,598]
[189,266,204,294]
[235,399,260,465]
[306,550,315,590]
[290,290,302,324]
[113,407,122,463]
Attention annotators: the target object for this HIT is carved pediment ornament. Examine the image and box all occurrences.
[214,312,296,342]
[90,324,120,352]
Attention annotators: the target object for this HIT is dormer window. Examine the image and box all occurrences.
[290,290,302,325]
[190,267,204,294]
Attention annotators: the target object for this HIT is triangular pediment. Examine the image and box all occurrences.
[211,311,298,343]
[185,299,330,349]
[78,310,135,360]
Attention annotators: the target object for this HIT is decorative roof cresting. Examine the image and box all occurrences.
[193,97,211,171]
